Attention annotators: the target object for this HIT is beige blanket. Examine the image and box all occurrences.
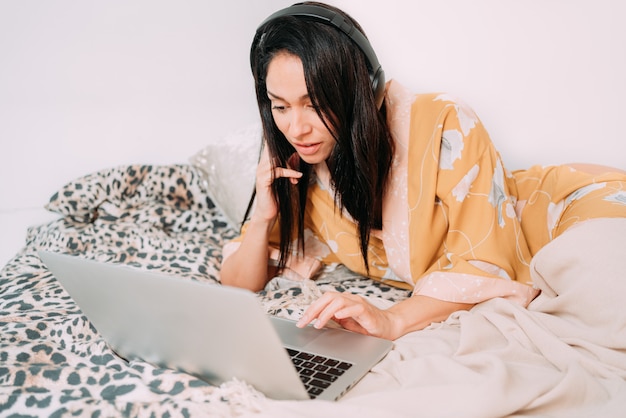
[253,218,626,417]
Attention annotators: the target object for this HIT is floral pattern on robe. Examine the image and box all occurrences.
[223,80,626,307]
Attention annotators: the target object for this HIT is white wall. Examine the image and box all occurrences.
[0,0,291,211]
[333,0,626,170]
[0,0,292,265]
[1,0,625,266]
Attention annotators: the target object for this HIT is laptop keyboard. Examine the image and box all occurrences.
[286,348,354,398]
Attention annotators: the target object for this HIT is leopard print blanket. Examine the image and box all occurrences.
[0,164,409,417]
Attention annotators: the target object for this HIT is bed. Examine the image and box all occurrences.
[2,129,626,417]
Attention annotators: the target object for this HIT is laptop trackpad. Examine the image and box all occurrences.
[269,316,326,347]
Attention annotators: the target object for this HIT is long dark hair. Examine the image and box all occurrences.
[248,2,393,275]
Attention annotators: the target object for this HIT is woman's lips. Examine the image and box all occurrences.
[294,143,322,156]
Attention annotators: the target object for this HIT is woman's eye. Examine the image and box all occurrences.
[271,105,287,113]
[307,104,322,114]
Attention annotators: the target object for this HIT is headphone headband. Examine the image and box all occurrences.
[254,3,386,108]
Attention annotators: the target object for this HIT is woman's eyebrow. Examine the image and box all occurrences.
[267,91,310,102]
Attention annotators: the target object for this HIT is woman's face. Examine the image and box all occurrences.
[265,52,335,165]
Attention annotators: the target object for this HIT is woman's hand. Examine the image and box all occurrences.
[220,146,302,291]
[252,146,303,222]
[297,292,475,340]
[297,292,398,340]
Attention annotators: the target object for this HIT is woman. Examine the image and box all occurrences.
[220,2,626,340]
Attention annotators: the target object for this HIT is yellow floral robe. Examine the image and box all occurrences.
[223,81,626,307]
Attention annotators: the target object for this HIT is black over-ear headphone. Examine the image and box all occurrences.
[253,3,386,109]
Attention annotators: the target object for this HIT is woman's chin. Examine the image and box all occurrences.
[298,154,325,165]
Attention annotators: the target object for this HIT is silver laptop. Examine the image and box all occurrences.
[39,251,393,401]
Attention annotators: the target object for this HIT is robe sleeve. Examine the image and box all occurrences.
[407,94,539,306]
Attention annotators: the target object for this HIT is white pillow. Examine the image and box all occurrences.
[189,123,262,227]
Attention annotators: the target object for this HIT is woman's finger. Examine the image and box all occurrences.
[296,292,340,328]
[274,166,303,183]
[298,292,364,329]
[311,295,352,329]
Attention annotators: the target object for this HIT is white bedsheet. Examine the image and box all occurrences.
[253,218,626,418]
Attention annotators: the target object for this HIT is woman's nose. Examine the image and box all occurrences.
[288,108,312,138]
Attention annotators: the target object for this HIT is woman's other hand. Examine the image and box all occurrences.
[253,146,302,222]
[220,147,303,291]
